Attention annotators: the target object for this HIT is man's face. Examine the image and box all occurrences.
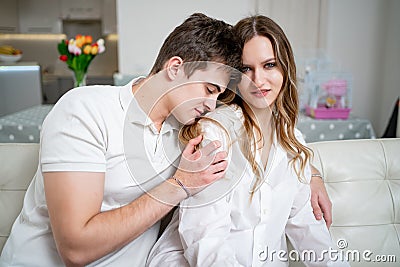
[168,64,231,125]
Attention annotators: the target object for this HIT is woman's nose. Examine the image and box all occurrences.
[253,68,265,88]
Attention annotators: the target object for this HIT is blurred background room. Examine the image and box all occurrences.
[0,0,399,143]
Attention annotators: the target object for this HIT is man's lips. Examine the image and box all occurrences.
[194,108,204,117]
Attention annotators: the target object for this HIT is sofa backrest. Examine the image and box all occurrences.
[306,138,399,266]
[0,143,39,252]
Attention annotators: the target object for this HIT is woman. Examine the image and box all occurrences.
[147,15,348,266]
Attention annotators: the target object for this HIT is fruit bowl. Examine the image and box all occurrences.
[0,53,23,63]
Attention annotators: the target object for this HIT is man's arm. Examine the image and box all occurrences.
[44,135,227,266]
[309,164,332,228]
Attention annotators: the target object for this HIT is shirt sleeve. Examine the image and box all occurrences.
[40,91,107,172]
[285,182,350,267]
[178,119,243,267]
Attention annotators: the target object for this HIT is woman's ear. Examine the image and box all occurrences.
[166,56,183,80]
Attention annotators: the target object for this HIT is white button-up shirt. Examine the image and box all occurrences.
[147,105,349,267]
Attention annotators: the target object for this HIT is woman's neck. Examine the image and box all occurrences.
[245,105,274,135]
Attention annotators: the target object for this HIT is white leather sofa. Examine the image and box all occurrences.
[290,138,400,266]
[1,139,399,266]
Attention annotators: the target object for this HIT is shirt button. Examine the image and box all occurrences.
[263,208,268,215]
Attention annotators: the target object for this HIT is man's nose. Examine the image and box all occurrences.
[204,95,218,112]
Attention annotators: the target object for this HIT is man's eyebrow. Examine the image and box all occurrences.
[209,83,221,92]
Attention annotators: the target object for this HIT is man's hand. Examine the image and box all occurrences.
[310,167,332,228]
[174,135,227,196]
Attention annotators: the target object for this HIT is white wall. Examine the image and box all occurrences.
[117,0,256,75]
[257,0,325,60]
[117,0,400,135]
[324,0,398,135]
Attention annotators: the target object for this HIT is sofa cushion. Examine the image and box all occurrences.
[0,143,39,252]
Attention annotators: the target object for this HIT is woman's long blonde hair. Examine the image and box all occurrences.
[180,15,312,194]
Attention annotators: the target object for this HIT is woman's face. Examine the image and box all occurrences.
[238,35,283,110]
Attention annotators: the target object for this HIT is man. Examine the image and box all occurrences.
[0,13,241,266]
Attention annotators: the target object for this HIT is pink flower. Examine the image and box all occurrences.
[96,39,106,54]
[68,40,82,55]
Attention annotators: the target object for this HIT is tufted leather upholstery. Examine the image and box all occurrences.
[290,138,400,266]
[0,143,39,252]
[0,139,399,266]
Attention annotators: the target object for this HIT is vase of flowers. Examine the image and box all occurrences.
[58,35,106,87]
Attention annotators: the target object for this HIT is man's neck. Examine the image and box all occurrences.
[131,75,170,132]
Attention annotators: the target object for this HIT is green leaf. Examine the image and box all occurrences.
[57,40,68,55]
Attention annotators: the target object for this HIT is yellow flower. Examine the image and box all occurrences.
[75,39,83,48]
[91,46,98,55]
[83,45,92,55]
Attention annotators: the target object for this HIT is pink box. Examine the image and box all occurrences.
[305,105,351,119]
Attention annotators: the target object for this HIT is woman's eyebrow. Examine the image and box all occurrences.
[261,57,276,64]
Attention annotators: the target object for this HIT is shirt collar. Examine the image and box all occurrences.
[119,76,145,112]
[162,115,181,133]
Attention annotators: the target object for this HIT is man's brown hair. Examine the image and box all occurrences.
[149,13,241,75]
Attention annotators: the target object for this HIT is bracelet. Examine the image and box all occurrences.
[311,173,323,179]
[172,175,191,198]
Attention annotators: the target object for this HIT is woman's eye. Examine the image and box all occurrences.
[240,67,250,73]
[265,62,276,68]
[207,87,214,94]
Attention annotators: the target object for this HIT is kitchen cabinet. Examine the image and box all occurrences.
[102,0,117,34]
[1,0,117,35]
[60,0,101,20]
[18,0,62,33]
[0,0,19,33]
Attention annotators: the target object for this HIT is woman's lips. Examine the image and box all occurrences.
[252,89,271,97]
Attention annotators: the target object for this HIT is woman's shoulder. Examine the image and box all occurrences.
[204,104,243,126]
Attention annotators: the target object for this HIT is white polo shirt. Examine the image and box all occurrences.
[1,78,181,266]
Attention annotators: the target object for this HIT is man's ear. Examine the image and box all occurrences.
[166,56,183,80]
